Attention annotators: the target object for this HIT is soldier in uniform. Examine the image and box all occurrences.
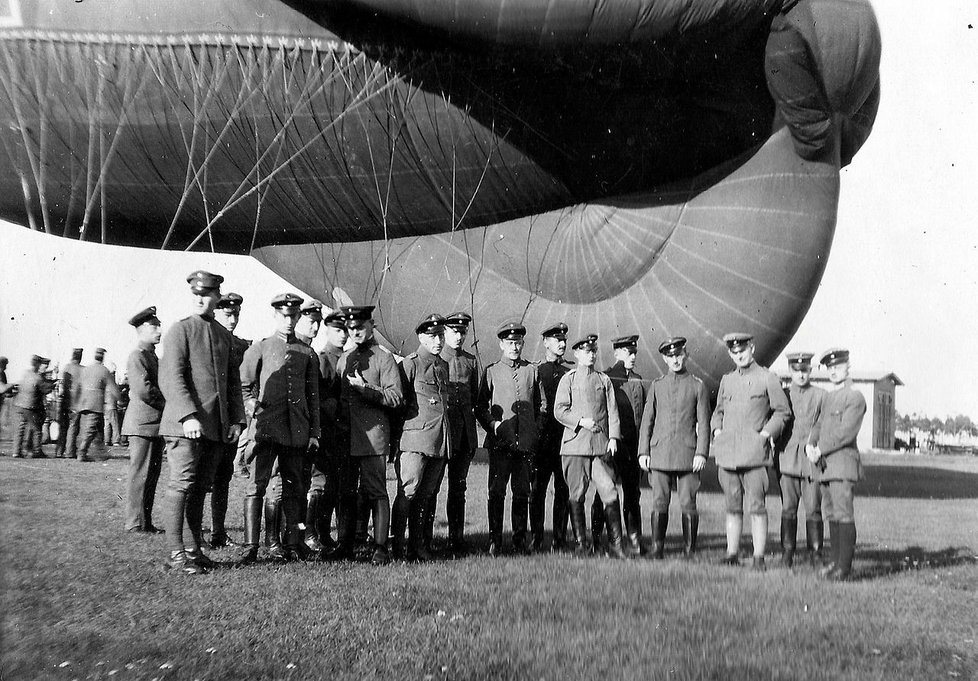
[11,355,54,458]
[318,310,349,557]
[208,292,250,548]
[391,314,452,560]
[637,337,711,559]
[236,293,321,564]
[477,321,546,556]
[777,351,827,567]
[55,348,84,458]
[159,271,246,575]
[295,298,323,345]
[74,348,120,462]
[599,334,647,555]
[0,357,15,443]
[530,322,572,552]
[711,332,791,570]
[103,362,124,446]
[554,334,625,558]
[336,305,404,565]
[436,312,480,556]
[808,348,866,582]
[122,307,166,534]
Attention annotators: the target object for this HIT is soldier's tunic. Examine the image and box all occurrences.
[104,382,123,446]
[56,360,85,457]
[710,362,791,515]
[211,334,251,528]
[74,361,120,460]
[337,338,404,501]
[530,357,572,545]
[123,340,165,531]
[439,345,480,536]
[476,356,546,545]
[604,361,647,533]
[637,369,711,513]
[778,383,827,521]
[12,368,52,457]
[240,332,321,508]
[159,313,246,556]
[554,367,621,505]
[810,383,866,523]
[317,344,347,538]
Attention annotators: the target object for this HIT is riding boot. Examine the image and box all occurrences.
[529,484,546,551]
[590,496,606,554]
[650,511,669,559]
[370,499,392,565]
[681,513,698,558]
[408,498,432,561]
[566,500,588,555]
[235,497,262,565]
[807,519,824,567]
[781,516,798,568]
[355,494,371,550]
[209,484,235,548]
[820,520,840,577]
[447,498,467,555]
[604,501,627,560]
[282,495,304,560]
[423,496,437,554]
[264,496,286,562]
[552,494,569,551]
[303,491,326,553]
[512,498,530,554]
[390,492,410,559]
[828,522,856,581]
[487,495,504,556]
[327,493,357,560]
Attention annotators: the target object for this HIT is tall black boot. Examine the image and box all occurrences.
[423,495,437,553]
[390,492,410,559]
[304,490,326,554]
[820,520,840,577]
[512,497,530,554]
[552,492,569,551]
[408,498,432,562]
[781,516,798,568]
[447,494,467,555]
[828,523,856,581]
[327,493,357,560]
[650,511,668,559]
[604,501,627,560]
[264,496,287,562]
[355,494,371,547]
[807,519,824,567]
[235,498,262,565]
[590,496,606,554]
[487,495,504,556]
[370,499,391,565]
[209,485,235,548]
[681,513,699,558]
[568,500,590,555]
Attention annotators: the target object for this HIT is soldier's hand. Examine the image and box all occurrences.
[607,438,618,455]
[347,370,367,388]
[308,437,319,453]
[227,423,243,443]
[580,417,598,432]
[692,455,707,473]
[638,455,651,471]
[182,417,203,440]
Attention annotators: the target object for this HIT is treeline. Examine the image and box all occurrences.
[896,412,977,435]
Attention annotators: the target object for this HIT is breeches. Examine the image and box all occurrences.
[395,451,446,502]
[563,455,619,505]
[488,447,532,503]
[245,442,306,502]
[820,480,855,523]
[649,469,701,514]
[719,466,770,515]
[780,474,823,521]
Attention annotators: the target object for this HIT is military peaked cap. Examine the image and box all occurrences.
[216,292,243,310]
[786,351,815,369]
[658,337,687,356]
[819,347,850,367]
[723,332,753,350]
[323,310,348,329]
[612,334,639,350]
[541,322,569,340]
[445,312,473,330]
[186,270,223,292]
[341,305,375,323]
[496,321,526,340]
[572,333,599,350]
[270,293,303,309]
[300,299,324,318]
[129,306,161,327]
[416,313,446,335]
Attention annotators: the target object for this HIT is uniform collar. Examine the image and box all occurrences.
[275,331,295,343]
[417,345,438,359]
[736,361,756,375]
[295,333,314,346]
[500,356,521,368]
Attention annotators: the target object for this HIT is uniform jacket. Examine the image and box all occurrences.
[605,362,646,448]
[476,356,546,454]
[121,341,164,437]
[400,345,452,458]
[537,357,573,452]
[710,362,791,469]
[60,361,84,412]
[230,335,251,369]
[440,345,479,449]
[810,383,866,482]
[554,367,621,457]
[318,345,345,448]
[777,383,826,478]
[76,362,119,414]
[12,369,52,412]
[159,314,246,441]
[637,369,711,471]
[240,333,321,448]
[338,338,404,458]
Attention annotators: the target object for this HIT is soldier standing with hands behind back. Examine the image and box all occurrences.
[159,271,245,575]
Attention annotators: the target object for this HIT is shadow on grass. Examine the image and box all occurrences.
[855,545,978,581]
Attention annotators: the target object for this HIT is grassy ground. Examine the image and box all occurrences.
[1,442,976,680]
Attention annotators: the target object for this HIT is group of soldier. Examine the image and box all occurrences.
[5,267,867,583]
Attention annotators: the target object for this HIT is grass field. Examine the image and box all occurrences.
[1,442,976,681]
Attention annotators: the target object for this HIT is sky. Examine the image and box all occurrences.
[1,1,976,419]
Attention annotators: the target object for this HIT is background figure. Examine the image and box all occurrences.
[123,307,166,534]
[317,310,349,559]
[103,361,123,446]
[0,357,16,443]
[74,347,119,462]
[55,348,84,458]
[11,355,53,458]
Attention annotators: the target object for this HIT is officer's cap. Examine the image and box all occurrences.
[541,322,569,340]
[129,306,161,328]
[216,292,244,310]
[416,313,446,335]
[31,354,44,365]
[270,293,304,310]
[300,299,324,319]
[445,312,473,330]
[186,270,223,293]
[342,305,375,325]
[658,337,687,357]
[723,332,753,350]
[323,310,348,329]
[38,356,51,365]
[496,321,526,340]
[572,334,599,351]
[94,348,106,361]
[612,334,639,350]
[819,347,850,367]
[786,352,815,369]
